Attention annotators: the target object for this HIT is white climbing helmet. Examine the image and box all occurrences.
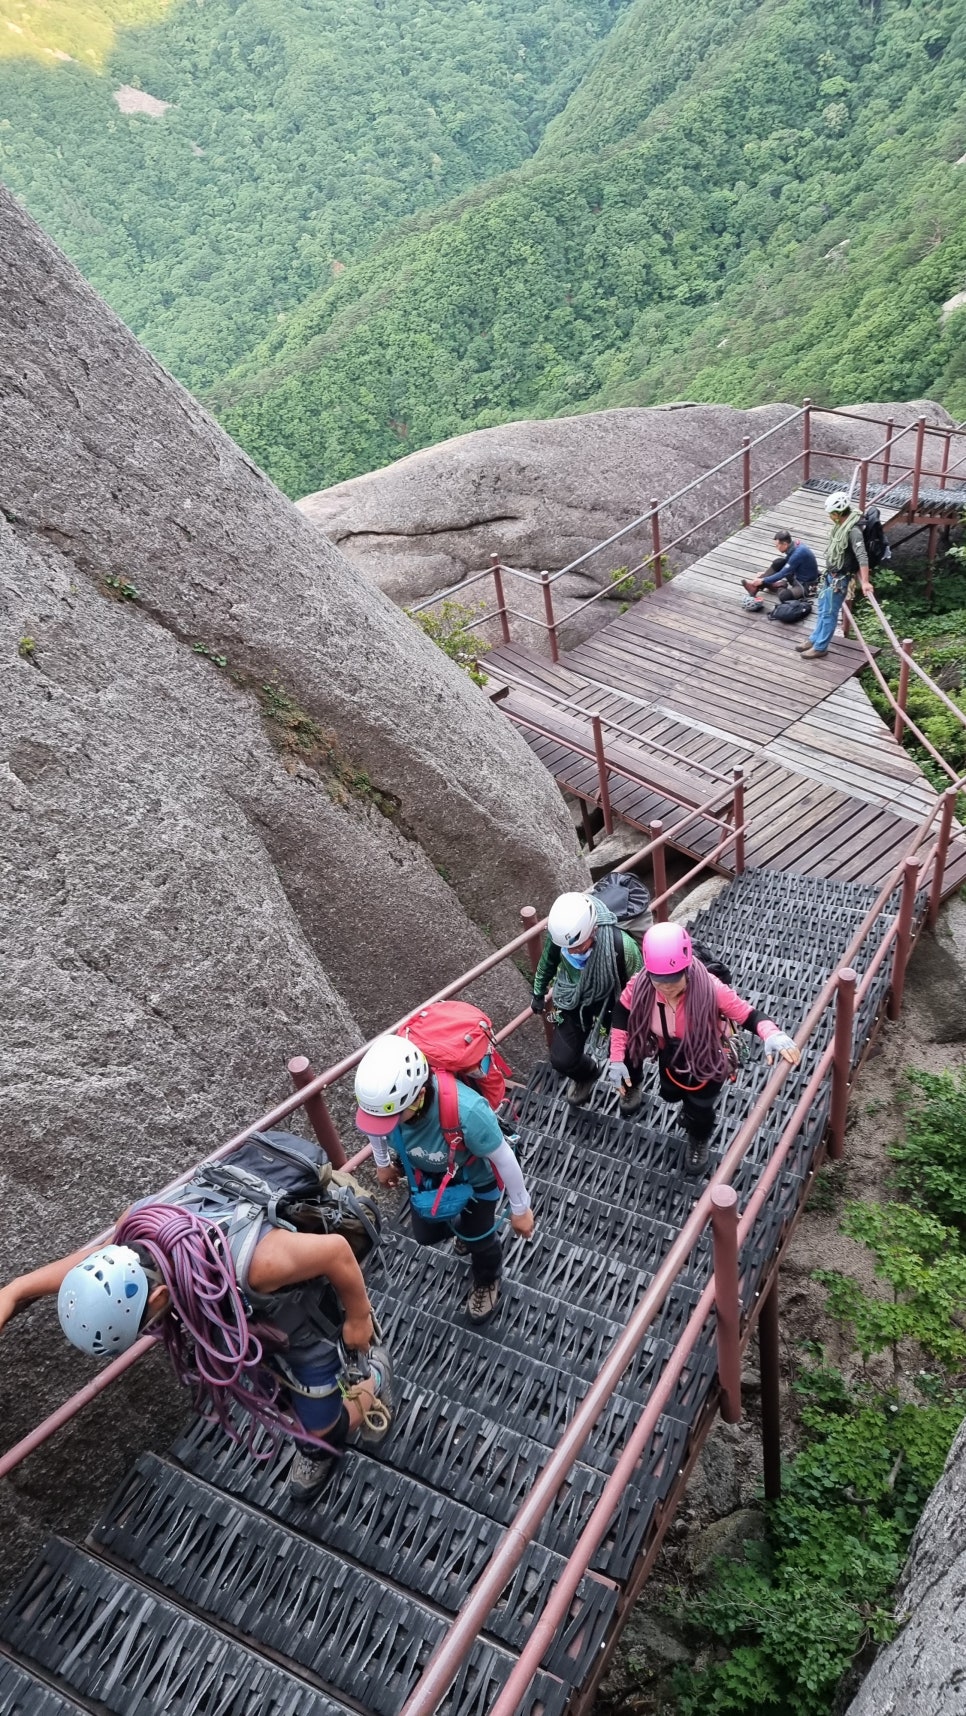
[57,1245,150,1357]
[547,891,598,950]
[825,490,852,516]
[354,1034,429,1134]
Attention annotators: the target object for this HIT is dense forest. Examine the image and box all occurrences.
[2,0,965,497]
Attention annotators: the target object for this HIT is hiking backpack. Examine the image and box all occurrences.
[398,999,511,1113]
[154,1129,382,1344]
[844,507,890,574]
[690,938,733,986]
[768,597,812,625]
[589,871,652,939]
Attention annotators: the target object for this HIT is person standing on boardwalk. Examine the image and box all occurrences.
[742,529,819,599]
[798,491,873,661]
[530,891,643,1105]
[604,923,800,1173]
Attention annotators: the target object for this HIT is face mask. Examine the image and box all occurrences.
[563,947,591,969]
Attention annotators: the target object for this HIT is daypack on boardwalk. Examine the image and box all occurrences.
[398,1000,511,1114]
[768,598,812,625]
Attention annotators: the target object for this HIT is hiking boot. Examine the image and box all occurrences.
[466,1279,501,1326]
[800,646,829,660]
[356,1345,394,1447]
[567,1073,599,1106]
[618,1084,644,1118]
[741,578,760,596]
[684,1132,710,1175]
[288,1446,336,1503]
[794,639,815,652]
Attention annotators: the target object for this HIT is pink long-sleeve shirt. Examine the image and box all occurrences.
[610,972,778,1063]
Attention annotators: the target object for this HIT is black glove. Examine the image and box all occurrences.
[530,992,546,1014]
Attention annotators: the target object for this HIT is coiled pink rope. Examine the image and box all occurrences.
[626,957,733,1084]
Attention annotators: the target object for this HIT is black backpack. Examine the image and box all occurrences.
[691,938,733,986]
[768,597,812,625]
[844,507,890,574]
[590,871,652,931]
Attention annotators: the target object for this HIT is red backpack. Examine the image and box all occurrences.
[396,1000,512,1151]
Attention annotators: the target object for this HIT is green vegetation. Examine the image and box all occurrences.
[0,0,627,391]
[216,0,966,494]
[409,598,491,687]
[856,553,966,798]
[668,1067,966,1715]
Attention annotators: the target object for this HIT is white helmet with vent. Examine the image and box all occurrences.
[547,891,598,949]
[354,1034,429,1134]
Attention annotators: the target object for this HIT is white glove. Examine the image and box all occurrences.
[763,1031,799,1065]
[604,1059,630,1088]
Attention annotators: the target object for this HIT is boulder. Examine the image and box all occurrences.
[296,401,954,636]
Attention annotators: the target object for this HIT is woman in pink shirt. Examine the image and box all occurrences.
[605,923,800,1174]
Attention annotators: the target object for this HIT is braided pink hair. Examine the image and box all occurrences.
[625,957,731,1084]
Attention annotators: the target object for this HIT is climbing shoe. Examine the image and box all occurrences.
[618,1084,644,1118]
[466,1279,501,1326]
[567,1073,599,1106]
[684,1132,710,1175]
[353,1345,395,1448]
[287,1446,337,1503]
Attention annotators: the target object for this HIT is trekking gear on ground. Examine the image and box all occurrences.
[742,593,765,612]
[398,999,511,1112]
[58,1244,150,1357]
[643,922,693,977]
[354,1034,429,1133]
[589,871,651,933]
[548,891,598,949]
[768,597,813,625]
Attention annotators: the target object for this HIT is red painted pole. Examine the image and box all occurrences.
[828,967,857,1161]
[732,769,746,875]
[649,820,667,921]
[592,715,614,835]
[521,905,552,1047]
[540,571,559,663]
[288,1057,347,1167]
[928,787,959,928]
[859,459,869,512]
[490,555,510,645]
[910,415,926,513]
[742,435,752,526]
[711,1186,742,1424]
[887,857,920,1020]
[894,637,914,742]
[940,430,951,492]
[802,398,811,482]
[882,417,894,485]
[758,1277,782,1502]
[650,497,663,588]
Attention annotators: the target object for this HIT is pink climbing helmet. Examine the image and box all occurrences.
[643,922,693,977]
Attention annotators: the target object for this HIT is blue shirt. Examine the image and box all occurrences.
[782,541,819,584]
[395,1080,502,1190]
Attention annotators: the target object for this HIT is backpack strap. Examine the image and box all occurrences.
[611,923,628,991]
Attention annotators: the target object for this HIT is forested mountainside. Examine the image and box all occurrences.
[214,0,966,496]
[0,0,626,389]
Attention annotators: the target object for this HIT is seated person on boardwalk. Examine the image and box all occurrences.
[0,1143,393,1506]
[797,491,873,661]
[742,529,819,599]
[355,1035,534,1328]
[604,923,801,1174]
[530,891,643,1106]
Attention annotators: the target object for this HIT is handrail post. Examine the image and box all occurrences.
[894,637,914,742]
[650,497,662,588]
[940,430,951,492]
[521,905,552,1047]
[649,819,667,920]
[732,769,746,875]
[928,788,958,928]
[758,1277,782,1501]
[288,1057,347,1167]
[802,397,811,482]
[887,857,921,1020]
[910,414,926,512]
[742,435,752,526]
[592,715,613,835]
[858,459,869,512]
[711,1186,742,1423]
[828,967,857,1160]
[490,554,510,645]
[540,570,560,663]
[882,417,894,485]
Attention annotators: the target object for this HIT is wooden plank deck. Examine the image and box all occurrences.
[488,487,966,896]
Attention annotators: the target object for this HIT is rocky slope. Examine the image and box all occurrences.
[0,185,584,1554]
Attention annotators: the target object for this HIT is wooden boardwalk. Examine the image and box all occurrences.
[488,487,966,893]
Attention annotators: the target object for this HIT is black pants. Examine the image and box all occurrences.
[627,1049,724,1141]
[409,1189,503,1287]
[549,1008,598,1084]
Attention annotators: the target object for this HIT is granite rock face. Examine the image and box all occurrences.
[297,400,953,621]
[0,186,581,1570]
[845,1415,966,1716]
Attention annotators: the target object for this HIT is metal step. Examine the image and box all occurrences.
[0,1539,351,1716]
[91,1457,568,1715]
[0,1653,87,1716]
[170,1427,616,1682]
